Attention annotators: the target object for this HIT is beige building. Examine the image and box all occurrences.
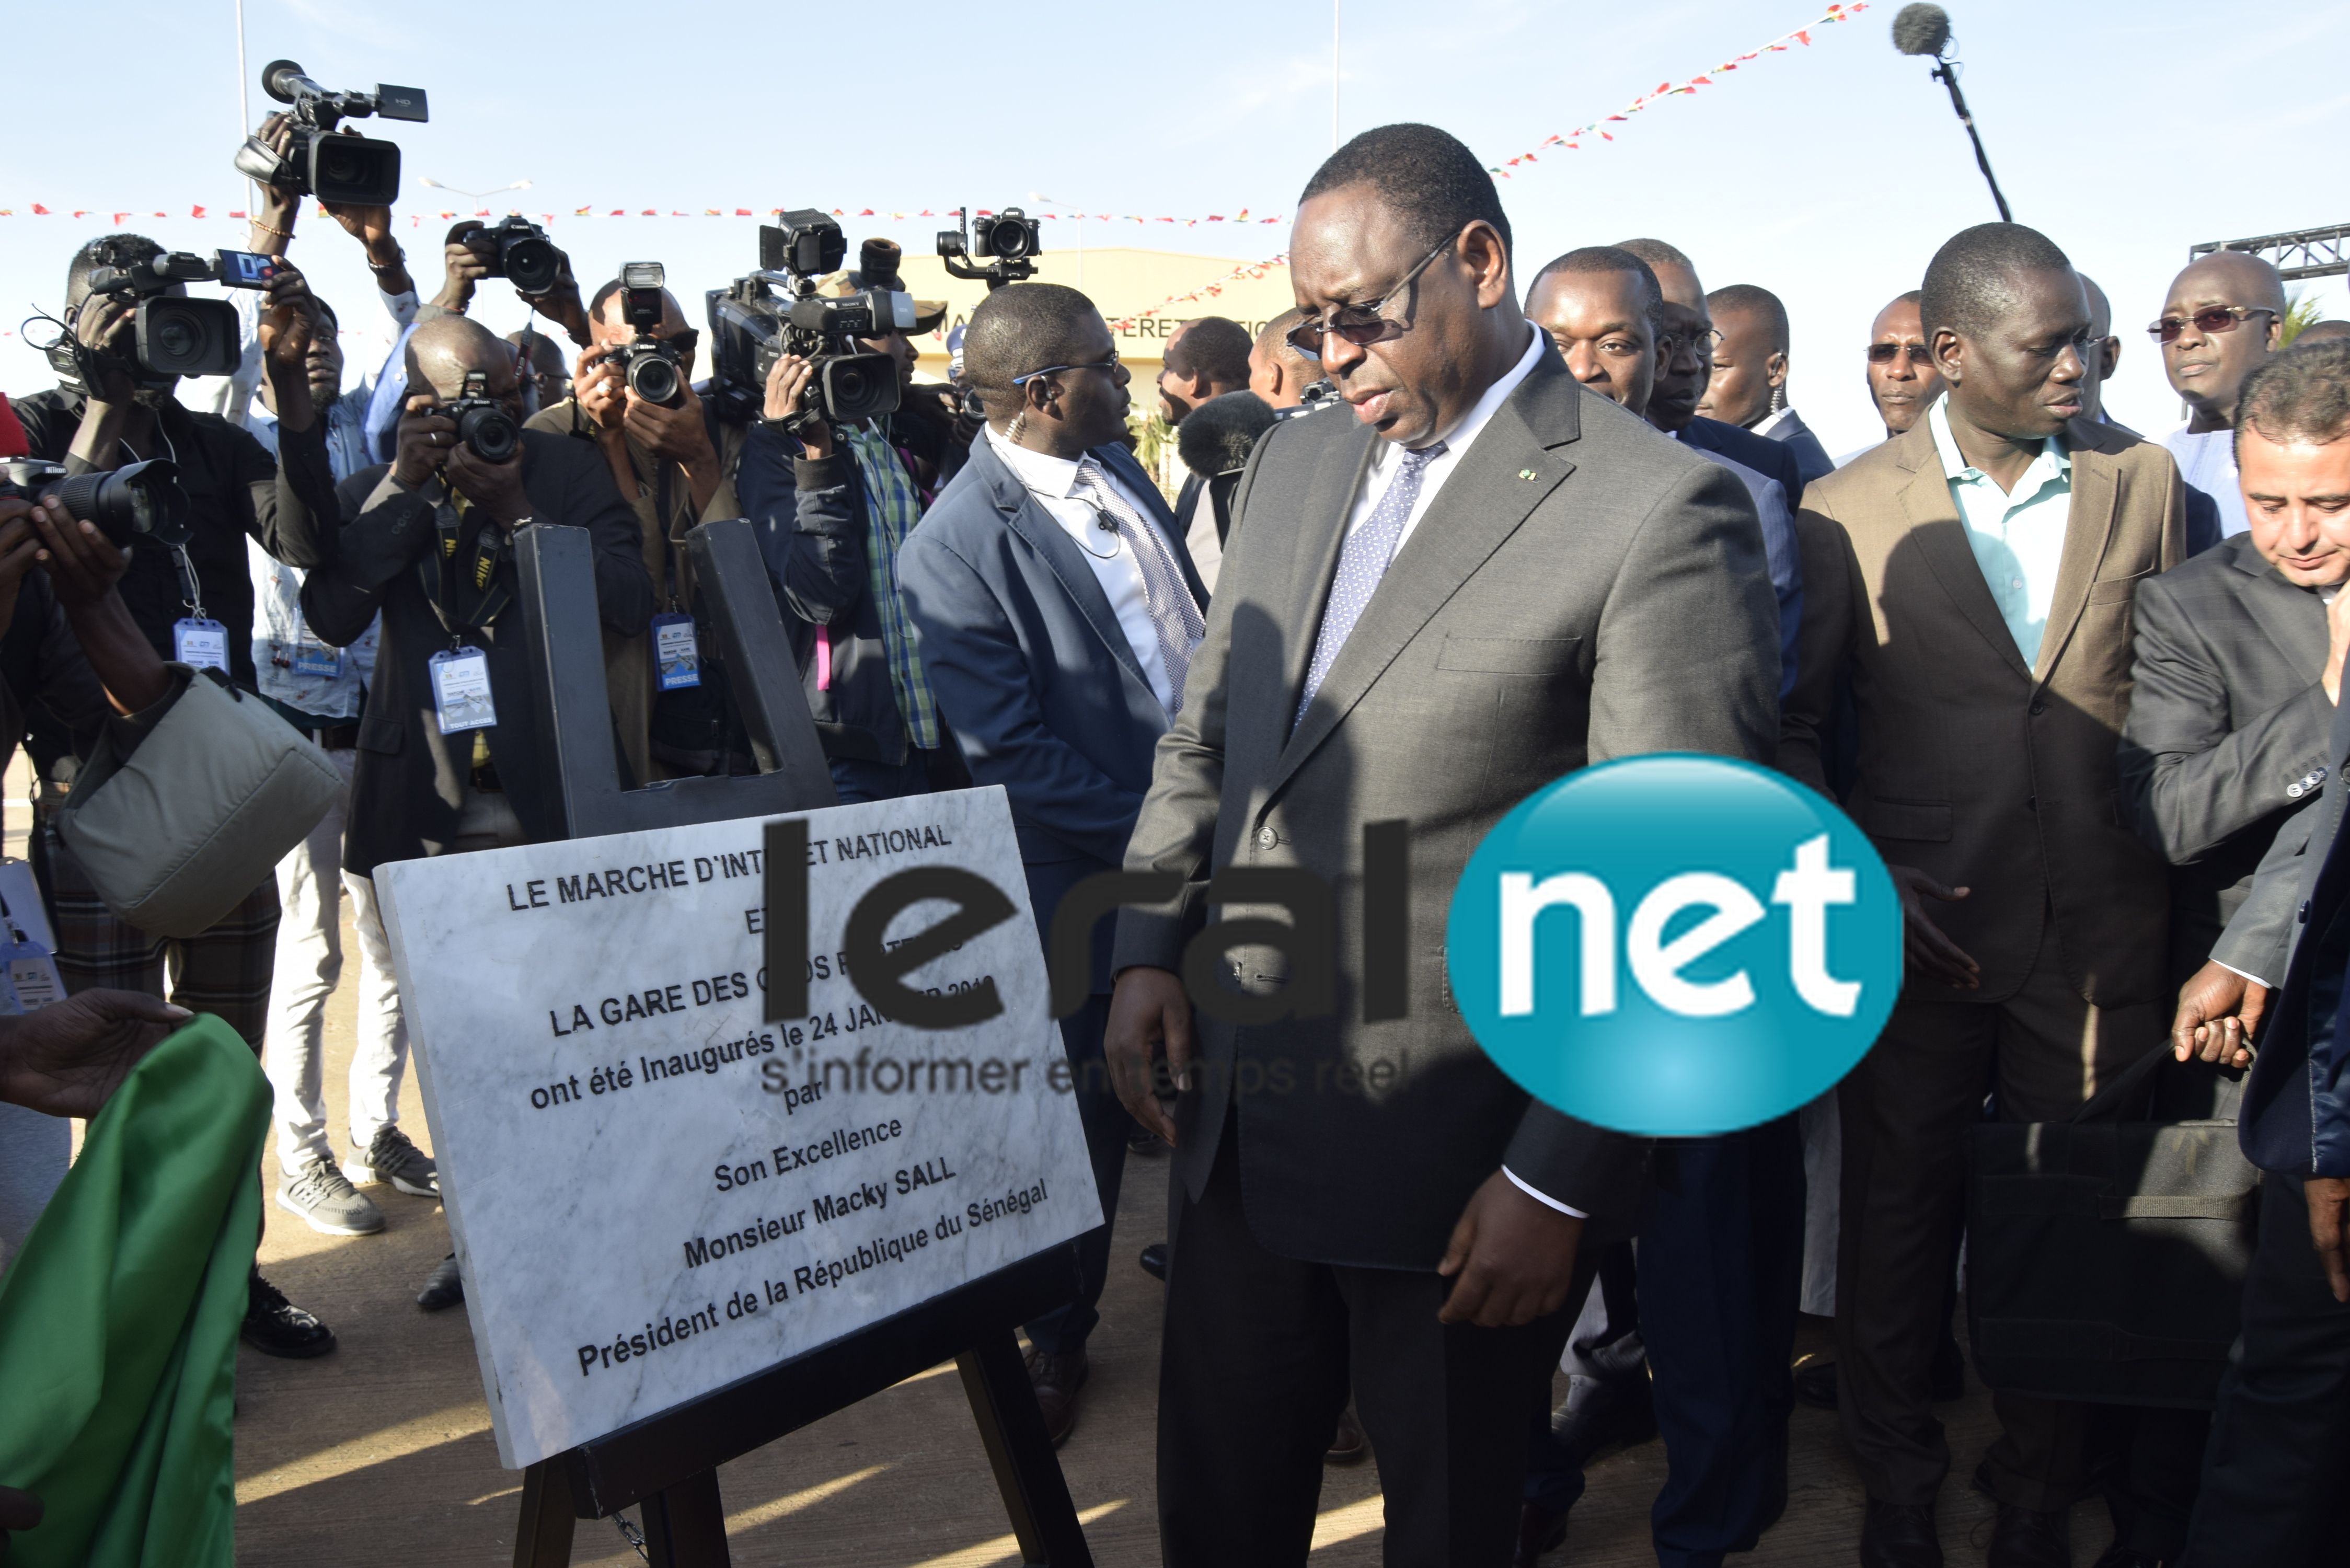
[894,246,1299,386]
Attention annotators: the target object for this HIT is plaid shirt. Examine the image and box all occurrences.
[843,422,939,750]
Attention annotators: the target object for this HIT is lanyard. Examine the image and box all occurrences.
[416,486,513,639]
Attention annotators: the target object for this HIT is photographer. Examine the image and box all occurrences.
[361,220,592,464]
[11,235,338,1066]
[524,276,746,781]
[227,112,420,431]
[737,251,964,803]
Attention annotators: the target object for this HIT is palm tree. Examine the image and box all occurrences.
[2279,291,2327,348]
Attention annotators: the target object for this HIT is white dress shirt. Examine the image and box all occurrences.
[2164,425,2251,539]
[1343,323,1548,555]
[987,428,1195,712]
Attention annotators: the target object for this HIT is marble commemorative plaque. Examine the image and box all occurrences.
[374,786,1100,1469]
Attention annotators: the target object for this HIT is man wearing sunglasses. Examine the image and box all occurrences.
[1852,291,1946,457]
[2155,251,2290,543]
[526,276,746,782]
[1103,123,1780,1566]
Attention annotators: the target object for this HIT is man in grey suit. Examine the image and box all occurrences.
[2102,379,2339,1568]
[1101,123,1782,1566]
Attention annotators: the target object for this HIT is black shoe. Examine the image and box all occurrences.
[1138,1242,1167,1281]
[417,1253,464,1311]
[2089,1544,2164,1568]
[1548,1372,1657,1467]
[1860,1497,1941,1568]
[1931,1332,1965,1402]
[1513,1500,1571,1567]
[1125,1123,1166,1156]
[1988,1503,2070,1568]
[243,1275,337,1358]
[1324,1404,1367,1466]
[1794,1356,1838,1409]
[1025,1346,1089,1448]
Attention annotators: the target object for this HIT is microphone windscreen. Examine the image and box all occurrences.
[1891,3,1951,56]
[1178,391,1278,480]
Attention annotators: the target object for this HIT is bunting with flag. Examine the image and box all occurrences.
[1484,2,1868,177]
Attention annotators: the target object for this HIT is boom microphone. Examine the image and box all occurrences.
[1891,3,1952,57]
[1888,5,2012,222]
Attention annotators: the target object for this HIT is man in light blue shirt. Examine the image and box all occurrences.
[1927,393,2072,666]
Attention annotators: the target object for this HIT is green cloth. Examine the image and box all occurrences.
[0,1016,268,1567]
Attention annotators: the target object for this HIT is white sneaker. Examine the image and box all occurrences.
[345,1126,439,1198]
[278,1159,386,1236]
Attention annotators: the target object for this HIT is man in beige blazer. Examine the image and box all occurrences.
[1784,224,2184,1568]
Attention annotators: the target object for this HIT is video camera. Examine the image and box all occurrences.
[232,59,427,207]
[706,210,913,429]
[461,216,561,298]
[937,206,1041,291]
[605,262,684,407]
[0,458,192,550]
[940,206,1043,292]
[43,243,287,387]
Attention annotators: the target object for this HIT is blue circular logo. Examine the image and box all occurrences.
[1445,755,1900,1136]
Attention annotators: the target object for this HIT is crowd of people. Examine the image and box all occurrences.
[0,112,2345,1568]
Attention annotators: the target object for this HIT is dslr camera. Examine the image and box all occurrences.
[0,458,192,550]
[604,262,684,407]
[462,216,562,298]
[232,59,428,207]
[937,206,1041,291]
[437,371,521,464]
[47,243,287,387]
[707,210,914,429]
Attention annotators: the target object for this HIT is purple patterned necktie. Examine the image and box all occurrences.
[1295,440,1448,725]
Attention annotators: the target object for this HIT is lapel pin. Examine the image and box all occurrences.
[1519,468,1537,481]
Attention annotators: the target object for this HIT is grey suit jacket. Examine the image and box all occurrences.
[1110,343,1781,1269]
[2119,532,2333,984]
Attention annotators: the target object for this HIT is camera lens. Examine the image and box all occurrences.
[154,318,197,359]
[319,146,362,186]
[54,459,192,550]
[627,354,682,408]
[994,226,1034,261]
[503,236,560,296]
[457,406,520,464]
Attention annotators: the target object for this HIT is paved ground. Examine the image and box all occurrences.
[222,908,2127,1568]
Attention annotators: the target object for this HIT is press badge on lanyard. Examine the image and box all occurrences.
[0,887,62,1014]
[429,645,497,734]
[174,618,229,672]
[652,612,701,690]
[290,622,345,678]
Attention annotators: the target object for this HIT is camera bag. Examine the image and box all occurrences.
[1965,1042,2259,1409]
[56,663,341,938]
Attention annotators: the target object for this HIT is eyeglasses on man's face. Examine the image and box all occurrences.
[1285,238,1455,358]
[1867,342,1933,365]
[1012,349,1121,387]
[2147,306,2277,344]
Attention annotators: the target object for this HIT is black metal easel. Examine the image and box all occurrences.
[502,522,1095,1567]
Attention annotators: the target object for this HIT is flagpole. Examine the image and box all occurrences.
[1331,0,1341,151]
[235,0,255,215]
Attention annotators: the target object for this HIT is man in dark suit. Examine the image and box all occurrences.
[896,282,1206,1447]
[1103,123,1781,1566]
[2176,340,2350,1567]
[2098,363,2338,1568]
[302,315,653,875]
[1701,283,1836,488]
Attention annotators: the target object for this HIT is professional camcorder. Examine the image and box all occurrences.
[0,458,193,549]
[232,59,428,207]
[606,262,684,407]
[707,210,913,430]
[42,243,287,387]
[440,371,520,463]
[937,206,1041,291]
[463,216,561,297]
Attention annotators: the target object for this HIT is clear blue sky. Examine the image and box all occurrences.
[3,0,2343,453]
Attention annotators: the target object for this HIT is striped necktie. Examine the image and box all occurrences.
[1295,440,1447,724]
